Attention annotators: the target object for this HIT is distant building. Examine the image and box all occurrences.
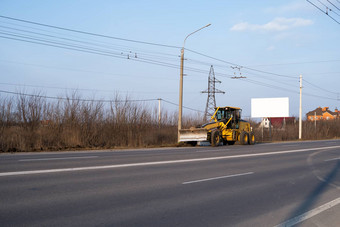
[306,107,339,121]
[260,117,296,128]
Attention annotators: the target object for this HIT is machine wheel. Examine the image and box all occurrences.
[211,130,221,147]
[248,132,255,145]
[240,131,249,145]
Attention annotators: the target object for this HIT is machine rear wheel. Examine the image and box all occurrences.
[248,132,255,145]
[240,131,249,145]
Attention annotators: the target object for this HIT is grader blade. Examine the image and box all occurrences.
[179,128,208,142]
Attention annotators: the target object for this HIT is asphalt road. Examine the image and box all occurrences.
[1,140,340,226]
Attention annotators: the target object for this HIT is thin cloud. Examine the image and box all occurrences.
[230,17,313,32]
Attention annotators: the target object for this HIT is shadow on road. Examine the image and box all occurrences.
[282,160,340,226]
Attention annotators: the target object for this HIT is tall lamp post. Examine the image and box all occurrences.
[178,24,211,142]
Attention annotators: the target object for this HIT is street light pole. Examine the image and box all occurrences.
[178,24,211,142]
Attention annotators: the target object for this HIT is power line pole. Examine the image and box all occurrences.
[201,65,225,121]
[158,98,161,128]
[299,74,303,140]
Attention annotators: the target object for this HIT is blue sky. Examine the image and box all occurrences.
[1,0,339,118]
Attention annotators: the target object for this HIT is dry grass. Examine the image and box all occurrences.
[1,93,339,152]
[0,93,203,152]
[251,119,340,142]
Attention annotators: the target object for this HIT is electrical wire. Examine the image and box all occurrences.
[185,48,297,79]
[240,78,339,101]
[326,0,340,11]
[1,15,338,102]
[0,15,324,82]
[0,30,210,76]
[0,82,184,94]
[303,79,339,95]
[242,78,299,94]
[0,15,181,49]
[0,20,181,60]
[306,0,340,24]
[245,59,340,67]
[0,89,158,103]
[1,14,336,82]
[161,99,204,113]
[330,8,340,16]
[0,89,204,113]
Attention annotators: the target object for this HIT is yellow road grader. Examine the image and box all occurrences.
[179,106,255,146]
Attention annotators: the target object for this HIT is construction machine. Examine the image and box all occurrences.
[179,106,255,146]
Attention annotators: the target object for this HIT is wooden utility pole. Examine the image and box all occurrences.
[299,75,302,140]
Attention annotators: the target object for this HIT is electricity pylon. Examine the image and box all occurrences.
[201,65,225,121]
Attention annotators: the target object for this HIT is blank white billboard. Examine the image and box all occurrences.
[251,97,289,118]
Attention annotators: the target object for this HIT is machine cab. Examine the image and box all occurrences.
[214,106,241,129]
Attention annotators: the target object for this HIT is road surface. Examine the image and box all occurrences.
[1,140,340,226]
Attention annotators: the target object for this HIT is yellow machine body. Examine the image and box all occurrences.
[179,106,255,146]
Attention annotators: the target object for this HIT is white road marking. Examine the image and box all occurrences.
[182,172,254,185]
[324,157,340,162]
[1,145,340,177]
[19,156,98,162]
[196,149,230,153]
[275,197,340,227]
[326,142,337,144]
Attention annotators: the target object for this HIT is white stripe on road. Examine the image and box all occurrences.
[1,145,340,177]
[275,197,340,227]
[182,172,254,185]
[19,156,98,162]
[196,149,230,153]
[324,157,340,162]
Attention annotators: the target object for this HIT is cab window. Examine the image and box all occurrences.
[216,110,224,121]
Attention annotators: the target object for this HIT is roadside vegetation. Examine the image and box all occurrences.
[0,93,339,152]
[0,92,203,152]
[252,119,340,142]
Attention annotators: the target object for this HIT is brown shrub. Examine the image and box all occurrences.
[4,92,338,152]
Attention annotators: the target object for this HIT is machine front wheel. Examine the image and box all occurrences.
[211,130,221,147]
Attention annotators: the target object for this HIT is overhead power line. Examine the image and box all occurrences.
[0,89,158,103]
[0,89,204,113]
[303,79,339,95]
[246,59,340,67]
[0,81,180,94]
[0,15,299,81]
[240,78,339,101]
[185,48,297,79]
[1,14,338,100]
[161,99,204,113]
[0,15,181,49]
[326,0,340,11]
[0,28,209,76]
[306,0,340,24]
[0,21,180,60]
[0,15,301,81]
